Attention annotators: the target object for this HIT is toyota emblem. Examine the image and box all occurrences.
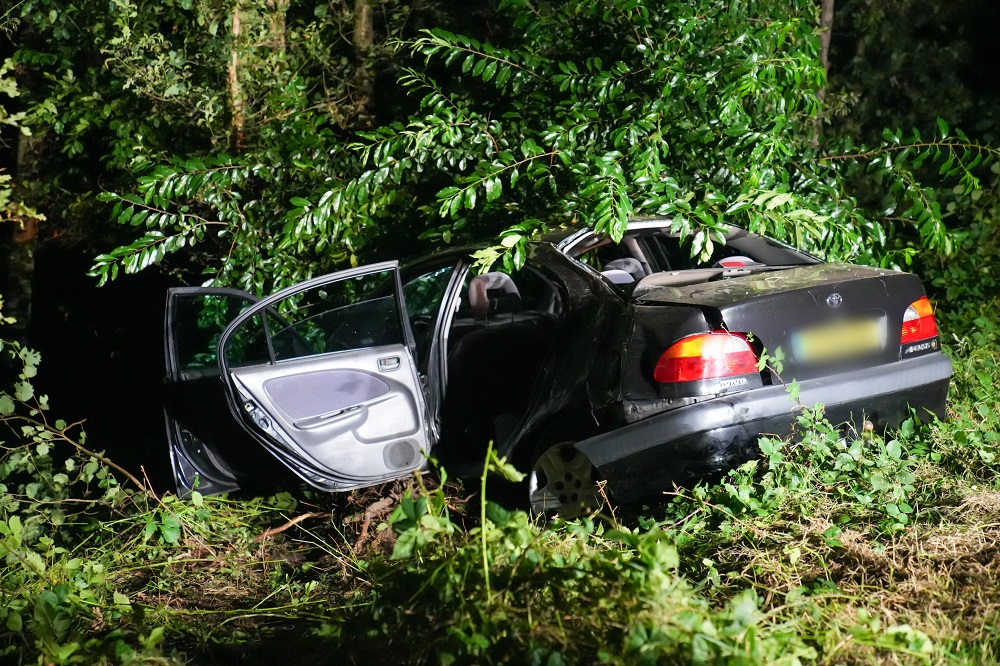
[826,293,843,308]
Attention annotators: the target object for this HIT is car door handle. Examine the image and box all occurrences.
[293,394,394,429]
[378,356,401,372]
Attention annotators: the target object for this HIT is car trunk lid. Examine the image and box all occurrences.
[632,262,933,381]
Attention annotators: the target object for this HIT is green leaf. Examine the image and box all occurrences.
[486,448,526,482]
[787,380,800,403]
[8,516,21,539]
[765,193,793,210]
[157,512,181,544]
[885,439,902,461]
[484,177,501,202]
[14,382,33,402]
[5,611,22,632]
[500,234,522,248]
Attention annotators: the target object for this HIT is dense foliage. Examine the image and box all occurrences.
[7,0,996,292]
[3,0,1000,663]
[11,0,402,293]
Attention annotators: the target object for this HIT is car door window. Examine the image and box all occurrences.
[402,264,455,372]
[244,269,404,364]
[166,289,265,380]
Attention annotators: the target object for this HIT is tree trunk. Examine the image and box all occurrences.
[813,0,836,148]
[4,133,44,342]
[818,0,835,83]
[266,0,289,55]
[352,0,375,127]
[228,3,245,150]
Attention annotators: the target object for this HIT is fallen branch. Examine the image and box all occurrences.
[254,511,330,542]
[354,496,395,553]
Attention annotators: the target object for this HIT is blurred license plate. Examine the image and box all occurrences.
[792,319,880,362]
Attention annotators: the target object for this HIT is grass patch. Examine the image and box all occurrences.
[2,301,1000,664]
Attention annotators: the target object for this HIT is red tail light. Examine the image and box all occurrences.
[654,331,759,383]
[900,296,938,344]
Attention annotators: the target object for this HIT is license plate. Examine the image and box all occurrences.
[791,319,881,363]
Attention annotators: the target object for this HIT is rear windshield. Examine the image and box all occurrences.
[571,226,819,272]
[637,230,819,271]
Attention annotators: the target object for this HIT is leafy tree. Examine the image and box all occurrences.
[88,0,996,288]
[337,0,849,271]
[820,0,1000,285]
[12,0,428,293]
[4,0,992,295]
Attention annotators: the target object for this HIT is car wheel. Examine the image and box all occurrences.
[527,441,603,518]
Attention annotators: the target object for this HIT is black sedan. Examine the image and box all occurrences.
[162,218,952,515]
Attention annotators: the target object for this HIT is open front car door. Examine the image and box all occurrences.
[163,287,286,497]
[217,261,432,492]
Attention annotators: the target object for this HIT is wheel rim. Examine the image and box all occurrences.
[528,442,602,517]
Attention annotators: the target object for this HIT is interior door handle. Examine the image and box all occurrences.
[378,356,401,372]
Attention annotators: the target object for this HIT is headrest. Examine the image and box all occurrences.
[600,269,635,285]
[717,255,762,268]
[605,257,645,282]
[469,272,521,317]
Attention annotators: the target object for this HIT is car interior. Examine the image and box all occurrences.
[437,266,561,457]
[568,227,820,294]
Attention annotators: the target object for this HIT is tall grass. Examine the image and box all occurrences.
[2,295,999,664]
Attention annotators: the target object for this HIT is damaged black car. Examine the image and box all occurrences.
[162,218,952,515]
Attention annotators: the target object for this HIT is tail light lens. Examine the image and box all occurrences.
[900,296,939,344]
[654,331,759,383]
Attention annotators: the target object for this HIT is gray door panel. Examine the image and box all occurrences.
[218,261,432,491]
[229,342,428,482]
[263,369,391,422]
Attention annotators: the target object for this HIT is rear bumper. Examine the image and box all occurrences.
[576,353,953,503]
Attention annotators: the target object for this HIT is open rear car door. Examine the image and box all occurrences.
[216,261,433,492]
